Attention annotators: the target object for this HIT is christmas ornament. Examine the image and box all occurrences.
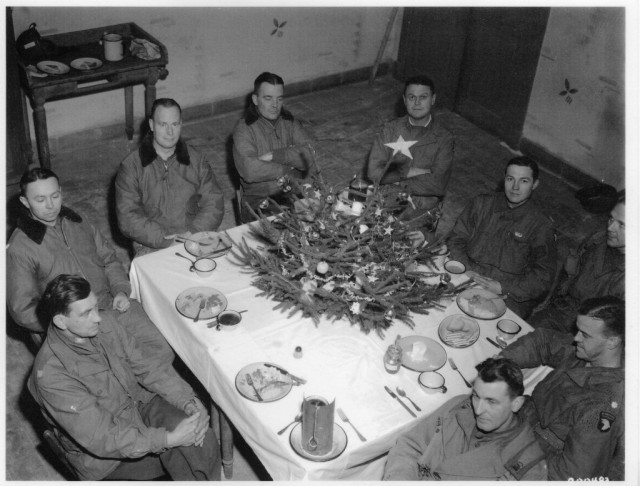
[316,261,329,274]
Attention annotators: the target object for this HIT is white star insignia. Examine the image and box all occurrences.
[314,190,322,199]
[384,226,393,235]
[368,275,379,283]
[375,208,383,217]
[384,135,418,159]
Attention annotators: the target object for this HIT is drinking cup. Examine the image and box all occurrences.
[444,260,466,274]
[190,258,216,277]
[217,310,242,331]
[419,371,447,394]
[497,319,521,341]
[102,33,124,61]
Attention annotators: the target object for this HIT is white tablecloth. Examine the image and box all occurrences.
[129,222,550,480]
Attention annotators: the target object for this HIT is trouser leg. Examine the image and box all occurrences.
[107,300,175,364]
[140,395,221,481]
[104,451,165,480]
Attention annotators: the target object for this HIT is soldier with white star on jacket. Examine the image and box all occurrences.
[366,75,454,226]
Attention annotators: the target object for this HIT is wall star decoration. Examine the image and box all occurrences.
[559,78,578,104]
[271,18,287,37]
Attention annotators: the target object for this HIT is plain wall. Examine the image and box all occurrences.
[523,7,624,189]
[12,6,402,138]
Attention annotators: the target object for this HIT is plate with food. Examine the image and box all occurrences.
[235,362,294,402]
[438,314,480,348]
[36,60,70,75]
[457,288,507,320]
[70,57,103,71]
[183,231,233,258]
[175,287,227,320]
[397,336,447,372]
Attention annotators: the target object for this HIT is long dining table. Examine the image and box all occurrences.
[129,221,551,480]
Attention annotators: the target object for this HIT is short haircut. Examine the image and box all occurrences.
[578,296,625,341]
[253,72,284,94]
[38,274,91,324]
[404,75,435,95]
[475,357,524,398]
[20,167,60,197]
[150,98,182,119]
[505,156,539,181]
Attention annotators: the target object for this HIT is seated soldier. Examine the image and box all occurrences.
[28,275,220,481]
[116,98,225,256]
[366,74,454,244]
[383,357,547,481]
[233,72,314,222]
[529,194,624,332]
[447,156,557,318]
[7,167,173,364]
[500,296,624,480]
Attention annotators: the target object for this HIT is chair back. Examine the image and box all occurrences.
[43,428,78,479]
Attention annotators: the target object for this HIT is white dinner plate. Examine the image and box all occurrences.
[438,314,480,348]
[184,231,232,258]
[70,57,103,71]
[36,60,70,75]
[235,362,293,402]
[289,422,347,462]
[175,287,227,320]
[398,336,447,372]
[457,288,507,320]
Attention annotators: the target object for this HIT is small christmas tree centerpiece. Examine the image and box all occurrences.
[231,146,456,337]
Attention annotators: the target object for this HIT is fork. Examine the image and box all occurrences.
[448,358,472,388]
[336,408,366,442]
[245,374,263,401]
[193,300,206,322]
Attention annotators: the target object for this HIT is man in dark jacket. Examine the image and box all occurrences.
[529,195,625,332]
[29,275,219,481]
[500,296,624,480]
[7,167,172,364]
[367,75,454,243]
[116,98,225,256]
[233,71,314,222]
[447,157,557,318]
[384,357,547,480]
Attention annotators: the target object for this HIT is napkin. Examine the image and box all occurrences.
[129,38,161,60]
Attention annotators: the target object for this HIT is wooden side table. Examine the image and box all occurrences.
[17,23,169,168]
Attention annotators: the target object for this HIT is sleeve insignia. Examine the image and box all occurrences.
[598,411,616,432]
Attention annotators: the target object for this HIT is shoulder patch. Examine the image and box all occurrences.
[598,411,616,432]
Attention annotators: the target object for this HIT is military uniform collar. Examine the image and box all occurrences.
[16,205,82,245]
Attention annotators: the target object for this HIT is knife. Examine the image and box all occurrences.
[264,363,307,384]
[384,386,417,418]
[486,337,502,349]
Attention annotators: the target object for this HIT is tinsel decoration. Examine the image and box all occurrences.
[231,144,457,337]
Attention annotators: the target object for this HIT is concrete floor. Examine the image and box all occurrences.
[5,75,608,480]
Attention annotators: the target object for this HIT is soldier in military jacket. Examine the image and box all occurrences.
[384,358,547,481]
[501,296,624,480]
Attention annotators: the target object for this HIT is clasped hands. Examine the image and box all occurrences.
[167,398,209,448]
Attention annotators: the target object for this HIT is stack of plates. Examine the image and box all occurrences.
[438,314,480,348]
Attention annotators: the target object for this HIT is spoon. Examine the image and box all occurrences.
[495,336,508,349]
[308,406,319,450]
[396,387,421,411]
[277,413,302,435]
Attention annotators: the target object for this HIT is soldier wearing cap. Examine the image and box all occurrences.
[500,296,624,480]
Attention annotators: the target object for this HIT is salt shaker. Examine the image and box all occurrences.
[383,344,402,374]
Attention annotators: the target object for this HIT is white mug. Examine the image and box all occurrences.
[102,33,123,61]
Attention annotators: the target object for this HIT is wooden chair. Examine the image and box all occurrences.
[43,428,78,480]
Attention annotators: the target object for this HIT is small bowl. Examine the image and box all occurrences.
[444,260,466,274]
[190,258,216,278]
[418,371,447,394]
[217,310,242,331]
[497,319,521,341]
